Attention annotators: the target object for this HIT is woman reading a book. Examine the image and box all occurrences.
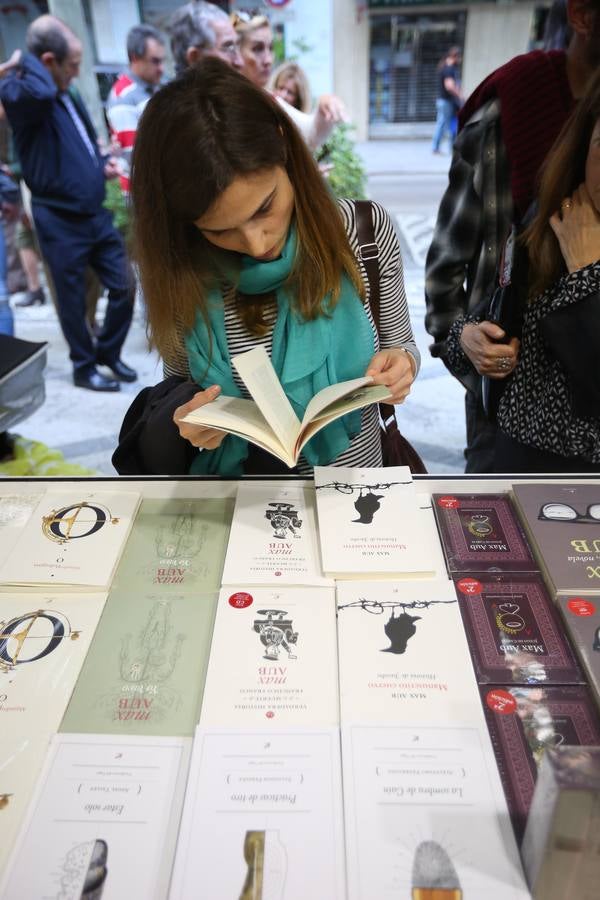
[128,59,419,476]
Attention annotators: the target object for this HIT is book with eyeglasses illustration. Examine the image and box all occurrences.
[181,346,391,468]
[512,483,600,597]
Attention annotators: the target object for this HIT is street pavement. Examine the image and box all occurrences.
[9,137,466,475]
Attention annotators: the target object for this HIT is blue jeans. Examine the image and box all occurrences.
[432,98,456,152]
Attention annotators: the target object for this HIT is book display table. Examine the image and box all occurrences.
[1,473,599,900]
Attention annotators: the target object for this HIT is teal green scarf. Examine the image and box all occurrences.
[185,227,374,475]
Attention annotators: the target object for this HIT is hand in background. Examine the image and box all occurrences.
[460,321,520,379]
[0,50,21,79]
[173,385,226,450]
[316,94,347,124]
[366,348,415,404]
[103,157,121,180]
[550,184,600,273]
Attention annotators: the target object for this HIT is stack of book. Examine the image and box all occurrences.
[433,491,600,842]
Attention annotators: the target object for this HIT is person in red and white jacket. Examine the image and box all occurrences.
[106,24,165,194]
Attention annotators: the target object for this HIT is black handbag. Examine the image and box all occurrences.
[354,200,427,474]
[481,227,525,422]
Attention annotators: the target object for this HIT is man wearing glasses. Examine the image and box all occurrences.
[168,1,244,75]
[106,24,166,195]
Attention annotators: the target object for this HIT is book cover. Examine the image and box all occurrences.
[454,573,584,685]
[200,586,338,728]
[511,483,600,596]
[0,489,141,589]
[169,728,346,900]
[0,592,107,874]
[557,595,600,705]
[522,746,600,900]
[221,483,331,586]
[480,684,600,841]
[0,492,43,570]
[0,734,190,900]
[336,580,483,725]
[61,589,218,737]
[314,466,436,579]
[342,724,529,899]
[111,497,234,593]
[432,493,537,573]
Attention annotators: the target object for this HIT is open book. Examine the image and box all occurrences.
[182,346,391,468]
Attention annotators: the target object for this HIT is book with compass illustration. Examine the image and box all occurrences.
[313,466,435,579]
[221,482,331,586]
[200,586,338,729]
[336,579,483,726]
[511,483,600,597]
[0,592,107,874]
[453,573,584,685]
[0,489,140,589]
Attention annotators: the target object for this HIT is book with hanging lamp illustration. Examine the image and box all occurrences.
[181,346,392,468]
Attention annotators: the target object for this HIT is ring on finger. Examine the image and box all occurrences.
[496,357,511,371]
[561,198,573,210]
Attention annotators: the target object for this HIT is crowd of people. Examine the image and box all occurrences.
[0,0,599,477]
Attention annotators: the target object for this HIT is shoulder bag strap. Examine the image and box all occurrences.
[353,199,395,428]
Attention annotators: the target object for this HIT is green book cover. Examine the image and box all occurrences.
[110,498,233,593]
[60,590,218,736]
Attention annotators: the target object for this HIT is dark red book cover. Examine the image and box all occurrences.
[432,493,537,574]
[454,573,585,685]
[481,684,600,842]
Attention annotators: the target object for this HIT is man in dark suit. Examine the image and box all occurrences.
[0,15,137,391]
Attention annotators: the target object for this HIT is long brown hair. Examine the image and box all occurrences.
[130,58,363,359]
[525,66,600,299]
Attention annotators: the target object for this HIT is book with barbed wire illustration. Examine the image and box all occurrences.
[314,466,435,579]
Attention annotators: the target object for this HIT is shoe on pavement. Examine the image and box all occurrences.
[15,287,46,307]
[73,368,121,392]
[96,357,138,383]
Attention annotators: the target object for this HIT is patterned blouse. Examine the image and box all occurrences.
[163,198,419,473]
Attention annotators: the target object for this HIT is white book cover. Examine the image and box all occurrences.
[336,580,482,725]
[221,483,331,586]
[342,724,529,900]
[169,727,345,900]
[313,466,435,578]
[0,592,107,874]
[200,586,338,729]
[0,489,141,589]
[0,492,43,570]
[417,492,451,580]
[1,734,191,900]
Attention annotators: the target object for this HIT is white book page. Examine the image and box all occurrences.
[232,347,301,449]
[301,378,389,427]
[182,395,290,461]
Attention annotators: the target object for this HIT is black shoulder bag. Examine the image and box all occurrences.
[354,200,427,474]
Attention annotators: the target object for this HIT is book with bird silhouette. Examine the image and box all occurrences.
[336,580,483,725]
[313,466,436,579]
[180,346,391,468]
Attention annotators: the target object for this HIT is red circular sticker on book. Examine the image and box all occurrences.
[228,592,253,609]
[456,577,482,595]
[486,689,517,715]
[567,598,596,617]
[437,496,459,509]
[266,711,275,719]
